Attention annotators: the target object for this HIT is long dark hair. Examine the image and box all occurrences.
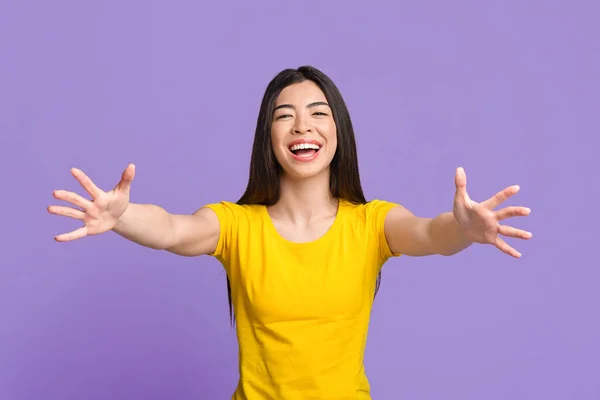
[227,66,380,325]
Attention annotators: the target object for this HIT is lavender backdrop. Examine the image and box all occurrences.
[1,1,598,399]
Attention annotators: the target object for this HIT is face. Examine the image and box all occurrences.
[271,80,337,180]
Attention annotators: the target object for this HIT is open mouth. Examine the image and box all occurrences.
[288,142,321,158]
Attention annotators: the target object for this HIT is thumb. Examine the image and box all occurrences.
[454,167,467,196]
[115,164,135,194]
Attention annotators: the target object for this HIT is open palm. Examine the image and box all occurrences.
[452,167,532,258]
[48,164,135,242]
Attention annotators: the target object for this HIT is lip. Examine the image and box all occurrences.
[287,139,323,148]
[287,139,323,163]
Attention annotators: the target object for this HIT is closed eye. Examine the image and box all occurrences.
[275,114,293,120]
[313,112,328,116]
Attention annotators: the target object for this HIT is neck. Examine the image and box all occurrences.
[272,168,338,223]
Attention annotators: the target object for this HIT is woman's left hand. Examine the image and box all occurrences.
[452,167,532,258]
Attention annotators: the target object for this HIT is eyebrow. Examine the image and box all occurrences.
[274,101,330,111]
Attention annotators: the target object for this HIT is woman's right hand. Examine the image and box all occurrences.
[48,164,136,242]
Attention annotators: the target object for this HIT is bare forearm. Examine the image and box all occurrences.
[112,203,176,250]
[428,212,472,256]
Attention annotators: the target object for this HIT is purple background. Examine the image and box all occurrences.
[1,1,598,399]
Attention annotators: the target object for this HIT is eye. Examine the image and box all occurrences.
[313,112,328,116]
[275,114,293,120]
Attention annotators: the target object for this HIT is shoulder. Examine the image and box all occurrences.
[203,201,264,222]
[342,199,400,221]
[341,199,402,259]
[199,202,264,259]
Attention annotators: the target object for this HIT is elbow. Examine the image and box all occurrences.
[437,248,459,257]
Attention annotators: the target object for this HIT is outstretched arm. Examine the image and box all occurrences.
[113,204,220,256]
[49,165,220,257]
[384,167,532,258]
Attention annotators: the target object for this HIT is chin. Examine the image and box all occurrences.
[277,153,332,181]
[283,165,330,181]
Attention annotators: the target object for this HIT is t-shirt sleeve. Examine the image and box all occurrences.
[203,201,240,263]
[365,199,402,261]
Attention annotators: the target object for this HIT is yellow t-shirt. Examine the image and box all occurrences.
[205,199,400,400]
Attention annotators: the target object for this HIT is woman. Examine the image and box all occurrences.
[48,66,532,399]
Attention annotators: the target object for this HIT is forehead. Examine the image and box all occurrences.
[275,80,327,105]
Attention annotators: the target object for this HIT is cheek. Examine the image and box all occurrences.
[270,126,288,162]
[270,126,284,149]
[326,138,337,161]
[324,123,337,153]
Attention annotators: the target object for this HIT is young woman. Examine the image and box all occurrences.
[48,66,532,399]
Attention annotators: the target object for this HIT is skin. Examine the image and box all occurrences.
[267,80,339,243]
[48,80,532,259]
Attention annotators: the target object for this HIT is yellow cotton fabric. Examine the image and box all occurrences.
[205,199,400,400]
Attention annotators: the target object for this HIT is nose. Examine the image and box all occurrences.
[292,115,312,135]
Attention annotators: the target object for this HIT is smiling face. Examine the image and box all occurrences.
[270,80,338,180]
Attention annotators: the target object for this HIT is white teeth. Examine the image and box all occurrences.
[289,143,321,151]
